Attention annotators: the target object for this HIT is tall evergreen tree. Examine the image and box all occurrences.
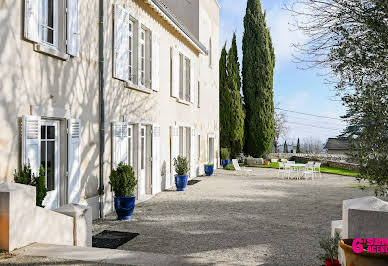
[283,141,288,154]
[219,44,230,149]
[296,138,301,153]
[242,0,275,157]
[226,34,245,158]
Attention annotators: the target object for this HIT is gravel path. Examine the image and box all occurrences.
[93,168,379,265]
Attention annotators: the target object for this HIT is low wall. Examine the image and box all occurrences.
[0,183,74,251]
[269,153,350,162]
[290,156,359,171]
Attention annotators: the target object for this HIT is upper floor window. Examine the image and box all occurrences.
[113,4,160,92]
[171,47,195,104]
[24,0,80,58]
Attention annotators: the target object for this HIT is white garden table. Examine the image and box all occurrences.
[289,163,306,179]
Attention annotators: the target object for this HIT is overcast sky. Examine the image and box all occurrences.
[218,0,347,145]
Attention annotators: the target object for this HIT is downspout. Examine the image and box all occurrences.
[98,0,105,218]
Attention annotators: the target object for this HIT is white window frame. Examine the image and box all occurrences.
[139,28,146,87]
[40,0,58,48]
[128,125,133,167]
[128,20,134,83]
[178,53,192,103]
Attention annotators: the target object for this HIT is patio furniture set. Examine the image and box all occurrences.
[276,159,322,180]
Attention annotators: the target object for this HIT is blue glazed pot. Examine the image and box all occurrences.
[222,159,230,168]
[175,175,188,191]
[114,196,135,220]
[204,165,214,176]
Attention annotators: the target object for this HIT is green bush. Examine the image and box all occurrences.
[225,164,235,171]
[317,233,341,262]
[109,163,137,197]
[173,156,189,176]
[14,164,47,207]
[220,148,230,160]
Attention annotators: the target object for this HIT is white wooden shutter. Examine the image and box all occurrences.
[171,47,179,97]
[22,115,41,175]
[152,125,161,194]
[190,60,195,103]
[152,32,160,91]
[190,127,196,177]
[113,5,129,81]
[24,0,39,42]
[67,0,80,56]
[170,126,179,175]
[68,119,81,204]
[112,122,128,169]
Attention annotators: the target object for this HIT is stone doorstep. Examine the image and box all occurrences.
[12,243,214,265]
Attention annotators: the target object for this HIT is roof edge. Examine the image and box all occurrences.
[148,0,208,54]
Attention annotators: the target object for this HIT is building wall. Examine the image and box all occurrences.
[0,0,219,217]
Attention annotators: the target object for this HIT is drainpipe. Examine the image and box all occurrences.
[98,0,105,218]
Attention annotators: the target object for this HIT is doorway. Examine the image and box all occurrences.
[40,120,60,209]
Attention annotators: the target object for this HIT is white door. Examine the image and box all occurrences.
[208,137,215,164]
[140,126,146,193]
[128,125,133,167]
[41,120,60,209]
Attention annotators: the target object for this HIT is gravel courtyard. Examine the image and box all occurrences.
[93,168,377,265]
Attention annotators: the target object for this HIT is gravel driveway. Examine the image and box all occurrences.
[93,168,378,265]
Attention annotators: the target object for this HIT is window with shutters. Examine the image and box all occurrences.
[128,20,134,83]
[24,0,80,59]
[177,54,191,103]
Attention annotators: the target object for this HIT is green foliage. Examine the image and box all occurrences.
[283,141,288,153]
[220,35,245,158]
[33,166,48,207]
[296,138,301,153]
[204,164,214,166]
[220,148,230,160]
[173,156,189,176]
[317,233,341,262]
[225,164,235,171]
[109,163,137,197]
[242,0,275,158]
[14,163,33,185]
[14,164,47,207]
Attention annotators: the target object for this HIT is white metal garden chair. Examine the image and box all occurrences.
[278,162,285,177]
[313,162,322,179]
[303,163,315,180]
[282,163,293,179]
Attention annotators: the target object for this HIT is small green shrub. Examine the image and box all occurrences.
[109,163,137,197]
[225,164,235,171]
[14,164,47,207]
[317,232,341,262]
[173,156,189,176]
[204,164,214,166]
[220,148,230,160]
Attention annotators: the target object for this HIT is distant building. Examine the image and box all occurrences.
[325,138,350,155]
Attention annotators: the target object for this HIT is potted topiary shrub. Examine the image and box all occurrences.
[220,148,230,168]
[204,164,214,176]
[109,163,138,220]
[318,233,342,266]
[14,164,47,207]
[173,156,189,191]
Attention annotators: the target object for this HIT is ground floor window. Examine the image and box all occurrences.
[40,120,59,191]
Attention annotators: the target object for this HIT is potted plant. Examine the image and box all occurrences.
[204,164,214,176]
[173,156,189,191]
[220,148,230,168]
[318,233,342,266]
[109,163,138,220]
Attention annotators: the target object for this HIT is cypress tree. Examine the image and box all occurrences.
[283,141,288,153]
[242,0,275,157]
[296,138,301,153]
[226,34,245,158]
[219,44,230,149]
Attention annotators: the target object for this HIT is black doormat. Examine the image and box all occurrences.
[187,179,201,185]
[92,230,139,249]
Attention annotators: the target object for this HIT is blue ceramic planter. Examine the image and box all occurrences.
[222,159,230,168]
[175,175,188,191]
[204,165,214,176]
[114,196,135,220]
